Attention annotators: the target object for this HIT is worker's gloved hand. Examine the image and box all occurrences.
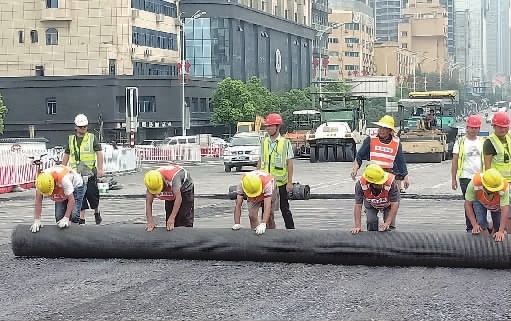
[57,217,70,229]
[255,223,266,235]
[232,224,241,230]
[30,220,43,233]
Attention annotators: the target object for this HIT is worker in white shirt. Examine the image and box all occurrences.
[451,115,485,231]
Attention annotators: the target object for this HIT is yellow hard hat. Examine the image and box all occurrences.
[362,164,389,185]
[241,173,263,198]
[144,170,164,195]
[36,172,55,196]
[481,169,504,192]
[373,115,395,130]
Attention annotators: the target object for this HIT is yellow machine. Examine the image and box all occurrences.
[236,116,264,134]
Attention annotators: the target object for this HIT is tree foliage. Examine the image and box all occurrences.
[0,93,7,135]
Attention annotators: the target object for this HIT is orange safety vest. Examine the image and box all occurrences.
[155,165,186,201]
[369,135,400,169]
[359,174,395,209]
[248,172,274,203]
[49,165,71,203]
[472,173,508,211]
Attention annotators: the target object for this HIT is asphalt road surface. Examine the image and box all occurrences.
[1,158,510,321]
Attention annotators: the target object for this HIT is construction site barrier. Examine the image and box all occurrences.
[135,145,202,163]
[200,146,224,158]
[0,146,138,194]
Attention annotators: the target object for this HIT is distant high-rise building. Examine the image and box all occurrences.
[440,0,456,60]
[454,9,471,83]
[369,0,402,42]
[486,0,510,81]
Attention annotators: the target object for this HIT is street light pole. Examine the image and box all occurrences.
[315,23,340,110]
[180,10,206,137]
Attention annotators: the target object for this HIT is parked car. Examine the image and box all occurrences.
[222,133,261,172]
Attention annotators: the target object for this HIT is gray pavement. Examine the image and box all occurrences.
[2,156,511,321]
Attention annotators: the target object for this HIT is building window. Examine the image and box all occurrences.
[35,65,45,76]
[109,59,116,75]
[191,97,199,112]
[46,97,57,115]
[328,38,339,44]
[132,26,177,51]
[401,43,408,48]
[184,17,216,78]
[18,31,24,43]
[139,96,156,113]
[46,28,58,45]
[30,30,38,43]
[329,51,339,56]
[131,0,177,18]
[345,38,359,44]
[328,65,339,71]
[199,98,208,112]
[345,51,359,57]
[46,0,58,8]
[132,62,177,76]
[401,31,408,37]
[345,23,359,30]
[344,65,359,71]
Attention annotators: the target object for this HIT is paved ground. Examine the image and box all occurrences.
[1,156,510,321]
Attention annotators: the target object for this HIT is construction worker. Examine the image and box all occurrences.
[451,114,484,231]
[464,169,508,242]
[62,114,104,225]
[483,111,511,233]
[232,170,278,235]
[144,164,194,232]
[30,165,85,232]
[352,163,400,234]
[351,115,409,192]
[257,113,295,229]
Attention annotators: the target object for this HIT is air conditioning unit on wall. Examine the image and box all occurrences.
[144,48,152,57]
[132,9,139,19]
[156,13,164,22]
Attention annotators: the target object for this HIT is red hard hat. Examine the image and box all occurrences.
[265,113,283,126]
[491,112,510,127]
[466,115,482,128]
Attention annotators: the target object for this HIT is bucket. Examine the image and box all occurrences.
[98,182,109,195]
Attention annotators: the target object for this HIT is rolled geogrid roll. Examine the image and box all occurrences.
[11,225,511,269]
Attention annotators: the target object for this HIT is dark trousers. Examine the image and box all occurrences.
[164,188,195,227]
[459,178,472,231]
[278,184,295,229]
[81,175,100,211]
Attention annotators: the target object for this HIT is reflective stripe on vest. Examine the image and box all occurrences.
[68,133,96,170]
[248,171,274,203]
[261,137,288,186]
[156,165,187,201]
[488,133,511,182]
[50,165,71,202]
[360,174,395,209]
[369,135,399,169]
[456,136,485,177]
[472,172,508,211]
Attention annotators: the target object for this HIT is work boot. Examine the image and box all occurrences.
[79,218,86,225]
[94,212,102,225]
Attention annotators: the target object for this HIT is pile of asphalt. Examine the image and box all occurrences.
[1,244,509,320]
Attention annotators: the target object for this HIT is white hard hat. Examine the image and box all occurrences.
[74,114,88,127]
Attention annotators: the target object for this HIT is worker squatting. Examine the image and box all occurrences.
[29,113,510,242]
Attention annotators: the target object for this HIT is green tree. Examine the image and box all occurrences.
[210,78,256,133]
[0,93,7,135]
[245,76,280,116]
[278,88,312,129]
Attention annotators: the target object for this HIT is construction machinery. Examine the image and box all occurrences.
[236,116,265,134]
[285,110,321,158]
[398,90,459,162]
[307,93,367,163]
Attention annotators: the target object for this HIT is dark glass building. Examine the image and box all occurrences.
[181,0,316,92]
